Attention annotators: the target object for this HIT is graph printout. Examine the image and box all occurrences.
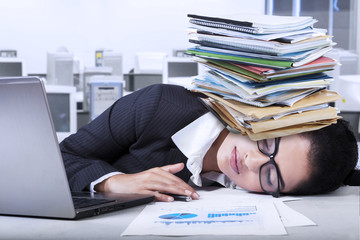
[122,197,287,236]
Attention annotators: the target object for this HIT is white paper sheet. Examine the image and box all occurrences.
[122,188,287,236]
[274,201,316,227]
[199,188,316,228]
[121,188,316,236]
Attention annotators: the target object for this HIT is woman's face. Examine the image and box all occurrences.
[216,132,311,194]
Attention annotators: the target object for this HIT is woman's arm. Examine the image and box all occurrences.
[95,163,200,201]
[60,84,205,200]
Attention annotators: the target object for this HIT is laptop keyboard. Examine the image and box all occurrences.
[72,197,115,209]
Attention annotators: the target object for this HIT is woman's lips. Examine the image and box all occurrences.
[230,147,242,174]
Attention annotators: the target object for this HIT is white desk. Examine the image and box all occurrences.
[0,186,358,240]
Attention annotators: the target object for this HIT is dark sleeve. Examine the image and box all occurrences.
[60,84,207,191]
[60,85,164,191]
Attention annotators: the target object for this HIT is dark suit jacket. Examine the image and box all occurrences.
[60,84,208,191]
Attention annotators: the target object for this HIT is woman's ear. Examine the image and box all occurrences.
[343,169,360,186]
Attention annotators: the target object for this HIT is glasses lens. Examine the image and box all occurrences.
[258,138,276,155]
[260,162,279,194]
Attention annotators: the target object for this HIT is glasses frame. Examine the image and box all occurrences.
[257,138,284,198]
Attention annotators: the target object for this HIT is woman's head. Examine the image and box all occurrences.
[291,119,358,195]
[215,119,358,196]
[216,131,312,195]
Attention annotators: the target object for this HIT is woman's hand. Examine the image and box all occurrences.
[94,163,200,202]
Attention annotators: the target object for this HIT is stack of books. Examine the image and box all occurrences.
[186,14,341,140]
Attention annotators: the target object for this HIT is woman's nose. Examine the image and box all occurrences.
[243,150,270,173]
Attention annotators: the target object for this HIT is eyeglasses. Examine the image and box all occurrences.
[257,138,284,198]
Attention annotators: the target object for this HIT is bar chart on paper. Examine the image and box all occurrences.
[156,206,258,226]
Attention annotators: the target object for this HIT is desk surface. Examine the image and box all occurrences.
[0,186,358,240]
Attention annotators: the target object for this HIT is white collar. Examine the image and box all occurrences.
[171,112,235,188]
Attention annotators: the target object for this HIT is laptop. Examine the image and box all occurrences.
[0,77,154,219]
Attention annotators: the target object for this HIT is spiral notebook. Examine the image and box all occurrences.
[188,14,317,34]
[186,48,293,69]
[187,24,323,42]
[189,33,333,56]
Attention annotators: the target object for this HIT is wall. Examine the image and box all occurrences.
[0,0,265,74]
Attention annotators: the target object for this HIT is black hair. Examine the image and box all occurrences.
[290,119,359,195]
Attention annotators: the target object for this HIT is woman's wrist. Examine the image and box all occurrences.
[94,177,111,192]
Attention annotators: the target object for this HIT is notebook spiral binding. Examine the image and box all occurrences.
[190,19,261,34]
[197,36,278,55]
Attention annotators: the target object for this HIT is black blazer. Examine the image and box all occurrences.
[60,84,208,191]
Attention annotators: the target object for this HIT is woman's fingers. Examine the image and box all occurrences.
[160,162,184,174]
[96,164,200,202]
[153,191,176,202]
[145,166,200,200]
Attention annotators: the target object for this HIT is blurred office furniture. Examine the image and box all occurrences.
[28,73,46,79]
[327,49,358,75]
[326,48,359,140]
[335,74,360,140]
[162,57,199,86]
[95,49,105,67]
[82,66,112,112]
[327,49,358,93]
[124,69,162,92]
[124,52,167,92]
[73,58,82,92]
[337,50,358,75]
[172,49,191,58]
[134,52,167,74]
[77,110,90,130]
[95,48,111,67]
[89,76,123,120]
[103,51,123,77]
[46,50,74,86]
[95,49,123,76]
[0,57,25,77]
[336,75,360,112]
[44,84,77,143]
[0,49,17,58]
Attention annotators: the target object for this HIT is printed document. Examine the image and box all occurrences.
[122,188,315,236]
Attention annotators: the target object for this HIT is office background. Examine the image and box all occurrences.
[0,0,359,147]
[0,0,264,74]
[0,0,358,73]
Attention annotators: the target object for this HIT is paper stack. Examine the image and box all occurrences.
[186,14,342,140]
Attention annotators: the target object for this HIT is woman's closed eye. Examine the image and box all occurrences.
[259,139,274,153]
[267,169,276,186]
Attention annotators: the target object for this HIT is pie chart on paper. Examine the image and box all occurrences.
[158,213,198,220]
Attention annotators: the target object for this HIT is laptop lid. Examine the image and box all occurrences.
[0,77,153,219]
